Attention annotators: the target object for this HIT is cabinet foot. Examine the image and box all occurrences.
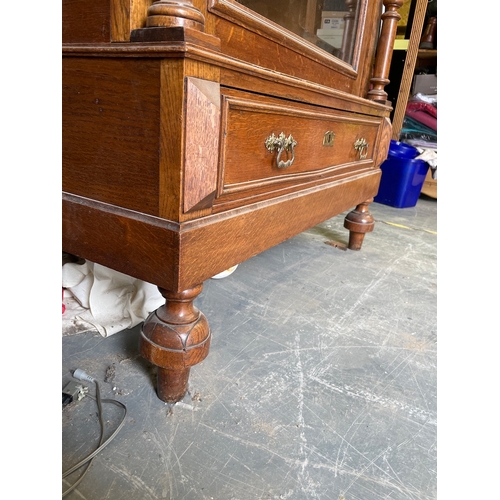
[140,284,210,403]
[344,199,375,250]
[157,367,191,403]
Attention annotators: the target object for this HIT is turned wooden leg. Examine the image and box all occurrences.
[140,284,210,403]
[343,199,375,250]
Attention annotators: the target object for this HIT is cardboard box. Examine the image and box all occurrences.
[316,28,344,48]
[412,74,437,96]
[321,11,346,30]
[420,169,437,199]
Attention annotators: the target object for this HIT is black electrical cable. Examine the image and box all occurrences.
[62,371,127,497]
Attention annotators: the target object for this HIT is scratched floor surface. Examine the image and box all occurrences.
[62,196,437,500]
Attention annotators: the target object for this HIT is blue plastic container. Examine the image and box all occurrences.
[386,140,419,159]
[374,141,429,208]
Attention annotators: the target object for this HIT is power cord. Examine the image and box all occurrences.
[62,369,127,497]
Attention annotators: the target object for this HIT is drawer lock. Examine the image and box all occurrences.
[265,132,297,169]
[323,131,335,147]
[354,138,369,159]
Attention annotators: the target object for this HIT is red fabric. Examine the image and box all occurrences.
[405,101,437,131]
[406,100,437,117]
[405,109,437,131]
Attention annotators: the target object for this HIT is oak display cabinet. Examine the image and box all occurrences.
[62,0,403,403]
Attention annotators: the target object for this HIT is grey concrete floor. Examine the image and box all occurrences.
[62,196,437,500]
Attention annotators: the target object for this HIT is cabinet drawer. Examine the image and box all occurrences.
[216,92,384,208]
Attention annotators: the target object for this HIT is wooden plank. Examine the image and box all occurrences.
[391,0,428,140]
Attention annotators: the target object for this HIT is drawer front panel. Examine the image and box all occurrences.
[217,93,384,207]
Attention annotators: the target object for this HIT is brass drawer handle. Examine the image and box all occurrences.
[265,132,297,169]
[354,138,369,159]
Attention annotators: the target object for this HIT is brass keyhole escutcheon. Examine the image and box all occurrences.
[323,131,335,147]
[354,138,369,159]
[265,132,297,168]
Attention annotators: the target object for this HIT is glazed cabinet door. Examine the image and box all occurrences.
[207,0,384,97]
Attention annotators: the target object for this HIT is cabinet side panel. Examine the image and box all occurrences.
[62,0,111,43]
[62,57,161,216]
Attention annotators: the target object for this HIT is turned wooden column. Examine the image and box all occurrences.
[344,199,375,250]
[339,0,358,63]
[140,284,211,403]
[367,0,404,103]
[130,0,222,44]
[144,0,205,30]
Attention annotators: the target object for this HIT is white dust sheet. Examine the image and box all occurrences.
[62,261,164,337]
